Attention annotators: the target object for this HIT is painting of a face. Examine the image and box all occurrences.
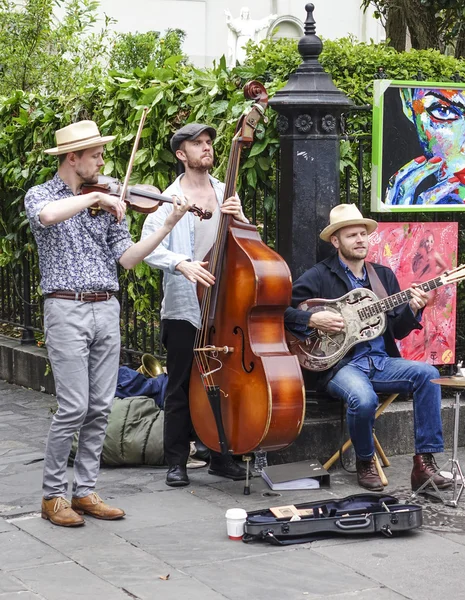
[408,88,465,176]
[372,80,465,211]
[424,233,434,252]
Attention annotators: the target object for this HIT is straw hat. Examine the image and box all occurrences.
[45,120,115,155]
[320,204,378,242]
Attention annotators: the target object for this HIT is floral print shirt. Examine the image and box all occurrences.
[24,173,133,294]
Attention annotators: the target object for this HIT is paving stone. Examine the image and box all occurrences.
[121,577,232,600]
[0,453,45,466]
[11,515,125,554]
[1,379,465,600]
[0,520,15,533]
[13,562,130,600]
[0,592,41,599]
[314,531,464,600]
[88,490,224,533]
[122,517,290,569]
[0,571,28,594]
[184,547,381,600]
[68,540,185,594]
[0,529,67,571]
[309,589,407,599]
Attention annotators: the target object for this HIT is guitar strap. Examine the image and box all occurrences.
[365,262,388,300]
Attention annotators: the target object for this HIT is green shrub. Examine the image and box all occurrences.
[3,35,465,314]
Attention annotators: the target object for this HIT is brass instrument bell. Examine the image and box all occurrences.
[137,353,164,378]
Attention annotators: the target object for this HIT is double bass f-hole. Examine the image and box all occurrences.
[233,326,254,373]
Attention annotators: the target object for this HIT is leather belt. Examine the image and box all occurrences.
[46,291,115,302]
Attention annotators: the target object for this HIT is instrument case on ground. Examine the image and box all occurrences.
[243,493,422,545]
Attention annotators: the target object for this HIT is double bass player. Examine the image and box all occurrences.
[142,123,248,487]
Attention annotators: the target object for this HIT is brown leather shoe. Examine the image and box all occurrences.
[411,453,453,491]
[71,493,125,520]
[356,458,384,491]
[41,497,85,527]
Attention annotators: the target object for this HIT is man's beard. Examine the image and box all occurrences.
[76,168,99,184]
[339,245,368,262]
[186,155,214,172]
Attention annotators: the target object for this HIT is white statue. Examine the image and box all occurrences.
[225,6,277,66]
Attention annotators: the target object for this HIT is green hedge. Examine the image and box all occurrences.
[2,36,465,286]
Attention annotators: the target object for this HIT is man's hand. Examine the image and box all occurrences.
[96,192,127,223]
[221,196,248,223]
[176,260,216,288]
[309,310,345,333]
[164,195,190,229]
[409,284,429,316]
[384,156,452,205]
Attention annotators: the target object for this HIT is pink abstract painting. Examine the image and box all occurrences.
[367,222,458,365]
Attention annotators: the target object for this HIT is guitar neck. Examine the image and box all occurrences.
[362,276,443,318]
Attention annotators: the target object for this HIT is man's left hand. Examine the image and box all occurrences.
[409,284,429,316]
[221,196,248,223]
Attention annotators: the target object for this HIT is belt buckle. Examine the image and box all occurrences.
[78,291,110,302]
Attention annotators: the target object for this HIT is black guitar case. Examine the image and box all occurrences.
[243,493,422,545]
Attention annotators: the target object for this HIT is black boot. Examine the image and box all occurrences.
[208,454,246,480]
[191,440,210,462]
[166,465,190,487]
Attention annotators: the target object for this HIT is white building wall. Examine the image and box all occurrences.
[90,0,384,66]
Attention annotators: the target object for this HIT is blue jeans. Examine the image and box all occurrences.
[326,358,444,460]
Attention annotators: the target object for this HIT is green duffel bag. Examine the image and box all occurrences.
[70,395,164,466]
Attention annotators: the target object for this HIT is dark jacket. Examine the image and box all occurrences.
[284,253,422,390]
[116,366,168,409]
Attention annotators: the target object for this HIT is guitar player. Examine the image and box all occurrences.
[284,204,452,493]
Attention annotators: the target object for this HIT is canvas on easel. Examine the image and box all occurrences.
[367,222,458,365]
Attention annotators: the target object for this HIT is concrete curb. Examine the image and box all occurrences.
[0,334,459,464]
[0,334,55,394]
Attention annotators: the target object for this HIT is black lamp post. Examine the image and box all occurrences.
[269,3,353,279]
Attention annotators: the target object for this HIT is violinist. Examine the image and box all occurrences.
[24,120,192,528]
[142,123,248,487]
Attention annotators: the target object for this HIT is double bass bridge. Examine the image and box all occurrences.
[193,345,234,378]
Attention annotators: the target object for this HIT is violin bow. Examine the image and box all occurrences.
[119,106,149,203]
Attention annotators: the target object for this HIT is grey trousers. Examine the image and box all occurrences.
[43,296,120,499]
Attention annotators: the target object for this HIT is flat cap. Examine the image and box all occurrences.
[170,123,217,153]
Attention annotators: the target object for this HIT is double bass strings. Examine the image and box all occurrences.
[193,139,242,388]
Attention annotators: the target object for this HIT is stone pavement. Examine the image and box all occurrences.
[1,379,465,600]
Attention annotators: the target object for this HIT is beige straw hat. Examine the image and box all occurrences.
[45,120,115,155]
[320,204,378,242]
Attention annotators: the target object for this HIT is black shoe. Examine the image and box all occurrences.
[208,455,247,480]
[191,440,210,462]
[166,465,190,487]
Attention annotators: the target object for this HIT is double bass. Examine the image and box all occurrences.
[189,81,305,455]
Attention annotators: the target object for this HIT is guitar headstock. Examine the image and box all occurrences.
[440,264,465,285]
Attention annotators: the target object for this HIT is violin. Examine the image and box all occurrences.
[82,175,212,220]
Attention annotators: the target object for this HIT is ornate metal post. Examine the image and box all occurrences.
[269,3,353,279]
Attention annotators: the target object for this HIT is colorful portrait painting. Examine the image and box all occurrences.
[371,80,465,212]
[367,222,458,365]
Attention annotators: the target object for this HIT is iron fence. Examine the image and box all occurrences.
[0,169,279,365]
[3,139,465,365]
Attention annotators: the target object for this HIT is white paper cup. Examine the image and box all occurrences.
[225,508,247,540]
